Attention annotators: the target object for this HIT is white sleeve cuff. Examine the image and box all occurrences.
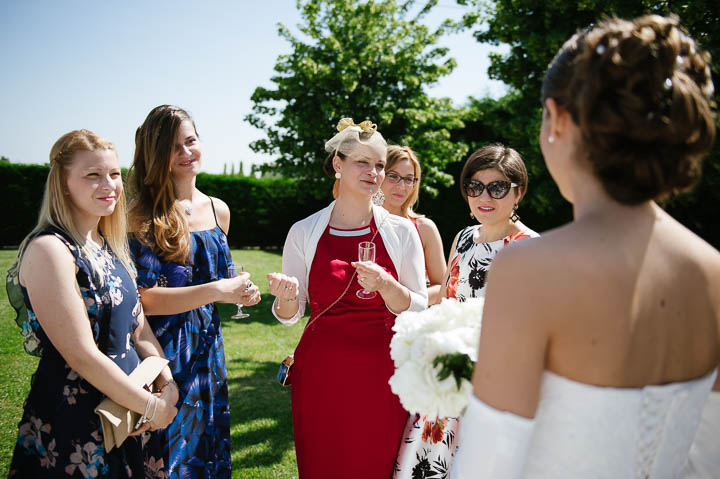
[271,297,303,325]
[451,394,535,479]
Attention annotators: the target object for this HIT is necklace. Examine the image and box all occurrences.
[87,234,105,251]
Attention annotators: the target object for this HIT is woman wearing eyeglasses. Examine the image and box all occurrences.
[382,146,455,478]
[379,146,445,306]
[444,144,538,301]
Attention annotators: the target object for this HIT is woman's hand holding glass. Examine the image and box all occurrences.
[266,273,300,311]
[352,260,391,296]
[215,270,261,306]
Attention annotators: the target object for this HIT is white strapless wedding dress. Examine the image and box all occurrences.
[452,369,716,478]
[523,369,717,478]
[686,390,720,478]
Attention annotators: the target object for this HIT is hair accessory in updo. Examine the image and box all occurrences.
[542,14,716,205]
[324,117,387,159]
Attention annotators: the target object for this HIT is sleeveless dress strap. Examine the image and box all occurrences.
[209,196,219,227]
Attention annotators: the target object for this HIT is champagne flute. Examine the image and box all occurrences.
[228,264,250,319]
[356,241,377,300]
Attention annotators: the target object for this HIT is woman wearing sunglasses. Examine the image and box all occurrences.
[394,145,539,477]
[443,144,538,301]
[379,145,445,306]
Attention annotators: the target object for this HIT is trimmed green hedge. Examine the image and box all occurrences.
[0,163,329,249]
[1,162,716,252]
[195,173,327,248]
[1,163,49,248]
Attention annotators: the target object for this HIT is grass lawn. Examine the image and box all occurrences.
[0,248,305,478]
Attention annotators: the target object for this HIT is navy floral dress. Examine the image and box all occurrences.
[6,226,166,478]
[129,224,232,479]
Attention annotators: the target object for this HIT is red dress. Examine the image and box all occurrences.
[291,218,408,478]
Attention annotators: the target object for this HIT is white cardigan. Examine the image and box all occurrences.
[272,201,428,325]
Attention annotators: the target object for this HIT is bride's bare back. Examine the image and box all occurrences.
[523,203,719,387]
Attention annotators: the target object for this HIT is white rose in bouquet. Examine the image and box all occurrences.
[389,298,484,419]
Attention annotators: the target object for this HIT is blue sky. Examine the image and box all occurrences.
[0,1,508,174]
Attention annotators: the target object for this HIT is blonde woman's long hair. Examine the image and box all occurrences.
[385,145,423,219]
[16,129,134,284]
[128,105,195,264]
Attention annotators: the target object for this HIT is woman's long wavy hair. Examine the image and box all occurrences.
[128,105,197,264]
[385,145,423,219]
[16,130,134,284]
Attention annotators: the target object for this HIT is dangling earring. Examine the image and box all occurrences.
[548,135,555,144]
[469,211,474,219]
[335,172,341,179]
[510,204,520,223]
[372,189,385,206]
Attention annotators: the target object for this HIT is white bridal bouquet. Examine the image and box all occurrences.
[389,297,484,419]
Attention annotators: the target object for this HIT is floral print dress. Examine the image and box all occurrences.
[129,224,232,479]
[394,224,538,479]
[446,225,539,301]
[7,226,166,478]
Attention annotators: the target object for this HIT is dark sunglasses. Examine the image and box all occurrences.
[463,179,518,199]
[385,172,419,186]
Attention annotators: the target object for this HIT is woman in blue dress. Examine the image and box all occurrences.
[7,129,177,478]
[127,105,261,478]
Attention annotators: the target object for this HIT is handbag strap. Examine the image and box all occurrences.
[300,213,386,335]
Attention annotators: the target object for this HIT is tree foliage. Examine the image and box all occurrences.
[456,0,720,243]
[246,0,467,195]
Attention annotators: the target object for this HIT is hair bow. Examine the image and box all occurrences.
[336,118,377,134]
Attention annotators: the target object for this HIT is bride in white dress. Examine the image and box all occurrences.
[452,15,720,479]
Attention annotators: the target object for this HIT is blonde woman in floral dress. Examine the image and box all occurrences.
[7,130,177,478]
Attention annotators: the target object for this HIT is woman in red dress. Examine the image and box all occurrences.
[267,118,428,478]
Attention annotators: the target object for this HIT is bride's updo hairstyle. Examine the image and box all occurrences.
[542,15,715,204]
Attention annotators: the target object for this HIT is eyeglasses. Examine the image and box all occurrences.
[385,172,419,187]
[463,179,518,199]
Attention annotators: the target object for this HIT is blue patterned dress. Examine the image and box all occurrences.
[7,226,166,478]
[129,224,232,479]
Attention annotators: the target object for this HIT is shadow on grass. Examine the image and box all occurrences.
[228,356,295,468]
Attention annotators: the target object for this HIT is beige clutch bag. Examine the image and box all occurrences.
[94,356,169,451]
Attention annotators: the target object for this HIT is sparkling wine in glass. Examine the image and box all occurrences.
[356,241,377,300]
[228,264,250,319]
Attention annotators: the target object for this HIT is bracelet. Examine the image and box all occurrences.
[160,380,177,392]
[135,394,154,429]
[146,395,159,423]
[275,296,297,311]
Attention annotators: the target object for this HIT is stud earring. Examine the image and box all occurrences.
[469,211,474,219]
[548,135,555,144]
[335,172,341,179]
[510,204,520,223]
